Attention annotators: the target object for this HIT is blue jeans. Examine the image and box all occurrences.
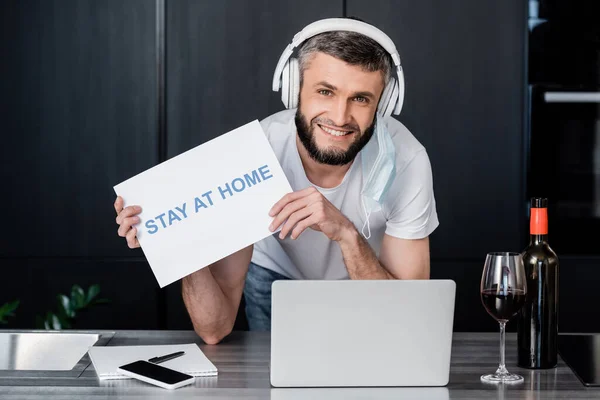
[243,262,290,331]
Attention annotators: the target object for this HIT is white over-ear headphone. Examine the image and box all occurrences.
[272,18,405,117]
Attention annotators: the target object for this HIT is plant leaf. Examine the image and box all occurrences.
[61,316,71,329]
[0,306,8,324]
[86,285,101,304]
[0,300,19,324]
[55,308,70,329]
[57,295,74,318]
[51,314,62,330]
[46,312,70,330]
[0,300,19,316]
[71,285,86,309]
[38,283,109,330]
[6,300,19,313]
[44,312,55,330]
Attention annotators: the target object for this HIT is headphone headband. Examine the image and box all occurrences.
[291,19,400,65]
[272,18,405,115]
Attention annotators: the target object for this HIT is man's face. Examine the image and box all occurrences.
[295,52,386,166]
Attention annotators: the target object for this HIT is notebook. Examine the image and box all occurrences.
[88,343,218,380]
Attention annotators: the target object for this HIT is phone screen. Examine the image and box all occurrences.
[119,360,193,384]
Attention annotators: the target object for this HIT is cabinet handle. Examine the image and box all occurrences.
[544,92,600,103]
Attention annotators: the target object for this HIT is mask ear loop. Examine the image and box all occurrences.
[361,199,372,240]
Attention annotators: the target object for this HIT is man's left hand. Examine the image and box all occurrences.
[269,187,355,242]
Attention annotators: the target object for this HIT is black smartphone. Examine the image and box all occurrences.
[117,360,195,390]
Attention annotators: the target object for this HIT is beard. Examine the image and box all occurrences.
[295,106,376,166]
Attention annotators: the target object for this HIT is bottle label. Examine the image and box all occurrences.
[530,207,548,235]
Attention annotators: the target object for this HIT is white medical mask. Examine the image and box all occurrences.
[360,113,396,239]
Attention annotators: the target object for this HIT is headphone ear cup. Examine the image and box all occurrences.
[288,57,300,109]
[393,71,405,115]
[377,80,394,116]
[281,59,291,108]
[384,77,399,117]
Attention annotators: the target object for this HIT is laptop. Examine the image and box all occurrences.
[270,279,456,387]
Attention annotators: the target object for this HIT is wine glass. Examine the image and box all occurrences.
[480,252,527,383]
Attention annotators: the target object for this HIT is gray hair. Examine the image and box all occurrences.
[297,31,393,88]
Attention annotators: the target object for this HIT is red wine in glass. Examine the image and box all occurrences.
[480,252,527,383]
[481,287,526,322]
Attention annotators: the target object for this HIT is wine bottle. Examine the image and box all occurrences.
[517,197,559,368]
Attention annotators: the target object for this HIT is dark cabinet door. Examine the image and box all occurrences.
[347,0,527,258]
[0,0,158,258]
[163,1,344,329]
[166,0,344,156]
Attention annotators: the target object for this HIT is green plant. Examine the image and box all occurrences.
[36,284,109,330]
[0,300,19,325]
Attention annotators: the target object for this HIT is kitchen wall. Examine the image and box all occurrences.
[6,0,589,334]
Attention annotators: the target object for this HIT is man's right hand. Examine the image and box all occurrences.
[114,195,142,249]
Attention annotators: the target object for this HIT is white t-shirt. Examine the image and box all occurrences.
[251,109,439,280]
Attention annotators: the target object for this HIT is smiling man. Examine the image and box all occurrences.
[114,18,439,343]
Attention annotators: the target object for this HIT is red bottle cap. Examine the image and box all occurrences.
[530,198,548,235]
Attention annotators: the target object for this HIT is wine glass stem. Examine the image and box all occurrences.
[497,321,508,375]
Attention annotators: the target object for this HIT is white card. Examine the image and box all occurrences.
[114,120,292,287]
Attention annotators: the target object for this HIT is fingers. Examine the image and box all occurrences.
[117,216,140,237]
[269,187,318,217]
[116,205,142,225]
[290,214,319,240]
[269,187,319,231]
[126,227,140,248]
[269,197,310,232]
[114,196,142,249]
[114,196,123,215]
[278,207,313,240]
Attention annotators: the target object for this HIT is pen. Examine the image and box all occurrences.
[148,351,185,364]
